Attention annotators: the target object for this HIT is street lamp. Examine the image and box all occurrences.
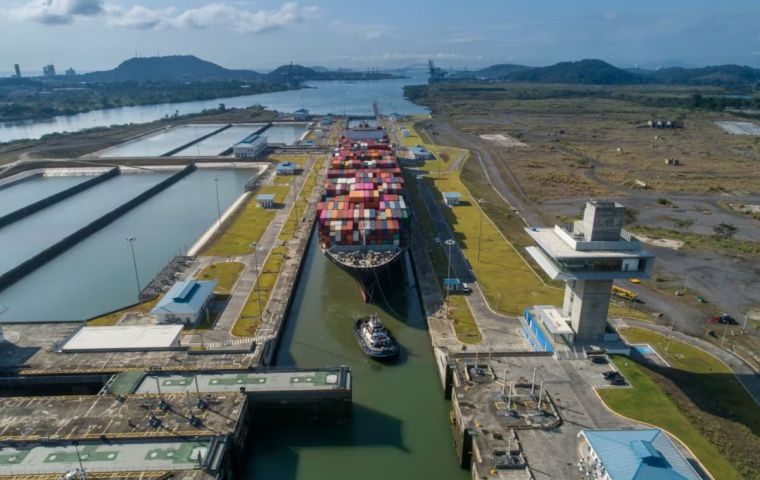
[476,198,486,263]
[444,238,456,320]
[213,177,222,235]
[250,242,263,323]
[126,237,141,304]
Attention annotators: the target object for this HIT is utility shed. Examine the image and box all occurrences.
[442,191,461,206]
[256,193,276,208]
[276,161,298,175]
[578,429,701,480]
[61,325,183,352]
[411,145,434,160]
[150,279,217,326]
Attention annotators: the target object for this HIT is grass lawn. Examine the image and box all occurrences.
[195,262,245,294]
[279,161,319,242]
[403,168,481,343]
[202,185,290,256]
[619,327,760,434]
[231,246,287,337]
[423,163,562,316]
[599,357,739,480]
[87,298,159,326]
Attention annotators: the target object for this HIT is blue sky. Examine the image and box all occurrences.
[1,0,759,72]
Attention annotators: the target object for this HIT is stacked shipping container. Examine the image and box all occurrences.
[317,129,410,249]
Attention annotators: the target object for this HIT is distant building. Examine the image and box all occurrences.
[233,134,267,159]
[65,67,76,76]
[42,64,56,77]
[525,200,654,345]
[150,279,217,326]
[411,145,434,161]
[442,191,461,206]
[293,108,310,120]
[13,64,21,78]
[578,429,701,480]
[256,194,276,208]
[275,161,298,175]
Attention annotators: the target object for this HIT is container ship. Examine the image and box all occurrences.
[316,120,410,301]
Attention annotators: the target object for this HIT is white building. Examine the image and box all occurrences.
[150,280,217,326]
[233,135,268,159]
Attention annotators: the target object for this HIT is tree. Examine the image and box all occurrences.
[713,223,738,239]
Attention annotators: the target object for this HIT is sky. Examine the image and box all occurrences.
[1,0,760,73]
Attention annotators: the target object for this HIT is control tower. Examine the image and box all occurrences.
[525,201,654,345]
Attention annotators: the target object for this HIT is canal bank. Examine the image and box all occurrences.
[244,233,468,480]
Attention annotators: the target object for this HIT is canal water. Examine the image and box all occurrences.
[0,174,169,274]
[0,71,429,143]
[0,169,253,322]
[0,176,90,217]
[244,237,468,480]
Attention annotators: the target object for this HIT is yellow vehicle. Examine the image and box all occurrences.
[629,278,641,284]
[612,285,638,301]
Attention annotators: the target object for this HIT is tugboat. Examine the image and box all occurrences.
[353,314,400,359]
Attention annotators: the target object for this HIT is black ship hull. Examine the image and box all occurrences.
[325,247,405,302]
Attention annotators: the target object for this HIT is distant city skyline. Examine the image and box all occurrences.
[1,0,759,72]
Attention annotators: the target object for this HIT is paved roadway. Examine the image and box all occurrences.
[183,156,317,346]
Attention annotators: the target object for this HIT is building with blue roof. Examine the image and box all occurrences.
[150,279,217,326]
[578,429,701,480]
[275,161,298,175]
[411,145,434,160]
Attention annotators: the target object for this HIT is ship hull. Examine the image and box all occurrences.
[325,247,405,302]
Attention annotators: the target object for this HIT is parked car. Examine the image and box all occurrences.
[610,377,628,386]
[590,356,609,365]
[603,371,621,380]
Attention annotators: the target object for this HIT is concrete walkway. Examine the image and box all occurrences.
[611,317,760,406]
[182,156,318,347]
[413,167,526,347]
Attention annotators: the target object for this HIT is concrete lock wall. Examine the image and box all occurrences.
[0,168,120,229]
[0,163,197,292]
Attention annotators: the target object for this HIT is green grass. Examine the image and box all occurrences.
[599,357,740,480]
[195,262,245,295]
[202,185,289,256]
[620,328,760,434]
[232,246,287,337]
[278,161,319,242]
[87,298,159,326]
[403,167,481,344]
[631,225,760,255]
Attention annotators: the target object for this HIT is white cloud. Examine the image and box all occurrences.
[329,20,388,40]
[6,1,319,34]
[7,0,104,25]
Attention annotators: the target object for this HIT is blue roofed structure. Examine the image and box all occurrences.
[411,145,434,160]
[275,161,298,175]
[150,279,217,326]
[578,429,701,480]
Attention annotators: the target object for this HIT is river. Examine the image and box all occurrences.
[0,71,429,143]
[244,237,468,480]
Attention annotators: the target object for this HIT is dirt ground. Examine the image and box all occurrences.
[412,83,760,348]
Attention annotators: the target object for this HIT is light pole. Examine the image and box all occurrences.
[444,238,456,320]
[213,177,222,235]
[251,242,263,324]
[477,198,485,263]
[126,237,141,304]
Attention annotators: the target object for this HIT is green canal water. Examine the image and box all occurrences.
[244,236,468,480]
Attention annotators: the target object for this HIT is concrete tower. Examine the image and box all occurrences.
[525,200,654,345]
